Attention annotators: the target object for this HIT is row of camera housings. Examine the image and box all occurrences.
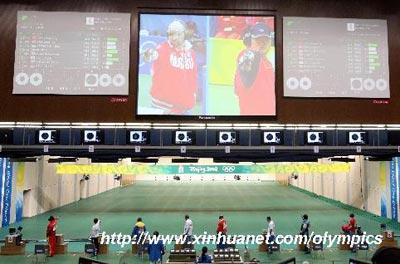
[35,129,369,145]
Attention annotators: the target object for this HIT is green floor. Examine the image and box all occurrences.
[1,181,399,263]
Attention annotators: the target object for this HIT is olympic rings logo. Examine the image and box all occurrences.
[222,166,236,173]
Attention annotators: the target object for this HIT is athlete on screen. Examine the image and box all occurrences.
[145,20,198,115]
[234,22,275,115]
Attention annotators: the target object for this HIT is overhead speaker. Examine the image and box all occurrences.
[348,131,368,145]
[174,131,195,145]
[218,131,237,145]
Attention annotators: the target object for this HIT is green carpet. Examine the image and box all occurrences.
[0,181,398,263]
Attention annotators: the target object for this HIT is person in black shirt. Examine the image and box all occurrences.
[300,214,311,254]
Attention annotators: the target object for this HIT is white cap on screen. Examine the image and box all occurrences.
[168,20,185,33]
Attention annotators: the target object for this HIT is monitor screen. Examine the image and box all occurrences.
[173,131,195,145]
[283,17,389,98]
[13,11,131,95]
[82,130,103,144]
[128,130,150,144]
[37,129,59,144]
[137,13,276,117]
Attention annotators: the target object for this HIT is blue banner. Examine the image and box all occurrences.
[1,159,13,227]
[0,158,4,225]
[390,159,398,220]
[15,196,23,223]
[397,157,400,222]
[380,162,387,218]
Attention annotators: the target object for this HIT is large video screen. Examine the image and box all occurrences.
[283,17,389,98]
[13,11,131,95]
[137,13,276,116]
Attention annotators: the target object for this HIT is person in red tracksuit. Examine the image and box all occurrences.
[46,216,57,257]
[234,22,275,116]
[149,20,198,115]
[342,213,357,234]
[216,215,228,250]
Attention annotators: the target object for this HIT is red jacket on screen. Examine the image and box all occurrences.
[150,41,198,114]
[234,50,275,115]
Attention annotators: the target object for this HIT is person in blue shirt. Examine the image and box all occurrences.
[148,231,165,264]
[132,217,146,238]
[132,217,147,256]
[196,246,212,263]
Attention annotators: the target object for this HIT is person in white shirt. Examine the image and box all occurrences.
[90,218,101,256]
[266,216,275,253]
[183,215,193,247]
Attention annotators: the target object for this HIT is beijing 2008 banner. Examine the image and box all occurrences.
[56,163,350,175]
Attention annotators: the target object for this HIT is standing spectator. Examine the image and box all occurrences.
[132,217,147,238]
[266,216,276,253]
[300,214,311,254]
[217,215,228,234]
[183,215,193,247]
[148,231,165,264]
[132,217,147,256]
[216,215,228,249]
[89,218,101,256]
[15,226,23,246]
[46,216,57,257]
